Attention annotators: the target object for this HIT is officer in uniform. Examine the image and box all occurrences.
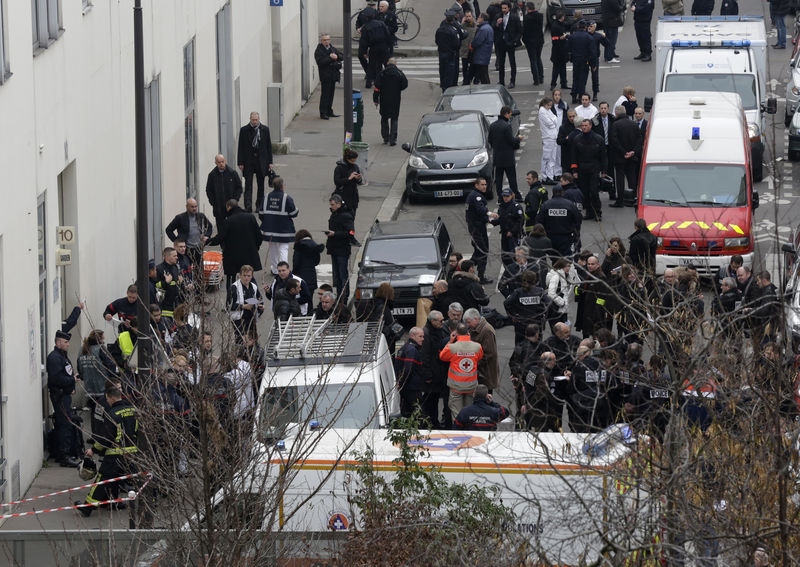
[78,382,139,517]
[568,20,593,104]
[523,171,549,234]
[47,330,82,467]
[436,10,467,91]
[491,188,524,265]
[571,118,607,221]
[465,177,499,284]
[503,270,551,344]
[535,184,581,257]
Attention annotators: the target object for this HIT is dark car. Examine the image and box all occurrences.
[546,0,621,28]
[434,84,521,137]
[402,111,494,202]
[355,218,453,322]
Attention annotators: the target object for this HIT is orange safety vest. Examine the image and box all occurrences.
[439,335,483,392]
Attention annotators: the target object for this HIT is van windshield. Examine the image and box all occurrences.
[642,164,748,207]
[664,74,757,110]
[259,383,379,438]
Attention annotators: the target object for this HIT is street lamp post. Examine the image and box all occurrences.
[133,0,151,377]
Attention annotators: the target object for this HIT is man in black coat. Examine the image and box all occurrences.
[609,106,642,207]
[373,58,408,146]
[488,106,523,200]
[557,109,578,175]
[628,218,657,273]
[493,1,522,88]
[325,194,357,300]
[569,20,593,104]
[571,118,607,221]
[522,2,544,85]
[207,200,263,302]
[165,198,213,266]
[314,34,343,120]
[631,0,654,61]
[205,154,242,233]
[549,12,570,90]
[420,311,453,428]
[436,10,467,91]
[48,331,81,467]
[237,111,273,212]
[600,0,624,63]
[359,13,393,88]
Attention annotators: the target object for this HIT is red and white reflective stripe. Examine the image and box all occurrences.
[0,471,149,509]
[0,474,152,521]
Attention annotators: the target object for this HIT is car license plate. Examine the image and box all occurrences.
[392,307,415,316]
[433,190,463,198]
[581,8,596,14]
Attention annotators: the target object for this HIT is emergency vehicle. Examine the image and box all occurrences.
[637,91,759,276]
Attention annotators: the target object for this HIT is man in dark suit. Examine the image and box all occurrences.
[488,106,523,200]
[165,198,213,266]
[609,106,642,207]
[493,1,522,88]
[591,101,614,199]
[205,154,242,232]
[207,200,263,303]
[314,34,343,120]
[634,106,648,134]
[522,2,544,85]
[237,111,273,213]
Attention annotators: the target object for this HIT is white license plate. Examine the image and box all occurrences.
[679,258,707,266]
[581,8,596,14]
[433,190,463,198]
[392,307,415,315]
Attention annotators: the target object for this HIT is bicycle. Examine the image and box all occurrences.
[351,1,421,42]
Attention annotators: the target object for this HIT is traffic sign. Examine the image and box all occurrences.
[270,0,283,6]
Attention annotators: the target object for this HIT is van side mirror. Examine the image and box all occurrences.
[782,243,797,255]
[401,143,411,153]
[752,191,759,210]
[512,109,521,116]
[767,98,778,115]
[644,96,653,113]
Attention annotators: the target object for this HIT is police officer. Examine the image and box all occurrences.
[523,171,548,234]
[359,11,393,88]
[569,20,593,104]
[491,188,524,265]
[503,270,551,344]
[454,384,510,430]
[631,0,654,61]
[77,382,139,517]
[535,183,581,257]
[560,173,585,218]
[571,118,607,221]
[436,10,467,91]
[47,330,82,467]
[465,177,499,284]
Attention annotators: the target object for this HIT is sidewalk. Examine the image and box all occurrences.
[0,66,422,533]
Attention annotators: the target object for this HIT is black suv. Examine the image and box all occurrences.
[355,218,453,322]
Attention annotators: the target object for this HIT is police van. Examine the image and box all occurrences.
[637,91,759,276]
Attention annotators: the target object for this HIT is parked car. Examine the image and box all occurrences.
[786,47,800,127]
[355,218,453,322]
[434,84,520,137]
[781,230,800,352]
[789,109,800,161]
[546,0,610,28]
[402,111,494,202]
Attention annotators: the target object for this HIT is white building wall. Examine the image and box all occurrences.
[0,0,318,502]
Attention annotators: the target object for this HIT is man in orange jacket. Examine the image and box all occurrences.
[439,323,484,417]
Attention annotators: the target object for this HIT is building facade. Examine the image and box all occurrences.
[0,0,320,503]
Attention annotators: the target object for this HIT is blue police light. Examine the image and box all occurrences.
[692,127,700,140]
[672,40,702,47]
[276,440,286,450]
[310,420,321,430]
[721,40,751,47]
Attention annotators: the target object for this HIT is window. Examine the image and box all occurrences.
[183,39,197,199]
[0,0,9,83]
[32,0,62,51]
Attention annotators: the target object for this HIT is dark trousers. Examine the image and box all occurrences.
[422,385,452,428]
[550,60,568,89]
[85,456,131,505]
[634,20,652,55]
[358,53,369,74]
[469,228,490,278]
[614,160,639,203]
[577,169,601,219]
[461,57,474,85]
[331,254,350,300]
[400,388,425,418]
[550,233,574,257]
[242,162,266,211]
[571,60,589,99]
[604,26,619,61]
[494,164,519,199]
[380,115,399,143]
[366,49,388,85]
[214,215,227,240]
[50,392,80,461]
[525,44,544,83]
[496,42,517,84]
[438,54,459,91]
[473,63,490,84]
[590,59,599,95]
[501,233,519,265]
[319,79,336,117]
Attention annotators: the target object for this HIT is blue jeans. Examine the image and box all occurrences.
[776,13,787,46]
[331,254,350,301]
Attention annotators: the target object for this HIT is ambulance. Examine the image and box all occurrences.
[637,91,759,276]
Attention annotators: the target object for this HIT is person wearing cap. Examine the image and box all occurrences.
[358,8,393,89]
[454,384,510,430]
[535,182,581,257]
[436,9,467,91]
[47,330,82,467]
[491,187,524,266]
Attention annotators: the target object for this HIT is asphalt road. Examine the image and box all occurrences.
[378,0,800,414]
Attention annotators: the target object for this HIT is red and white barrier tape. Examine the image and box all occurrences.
[0,471,149,509]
